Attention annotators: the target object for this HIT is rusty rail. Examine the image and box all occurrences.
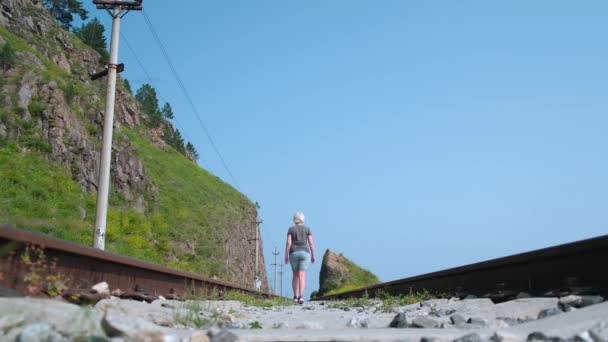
[315,234,608,301]
[0,225,275,298]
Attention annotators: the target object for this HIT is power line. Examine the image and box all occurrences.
[121,31,208,167]
[120,34,191,143]
[141,10,240,190]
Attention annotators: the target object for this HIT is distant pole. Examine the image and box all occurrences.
[271,246,279,294]
[279,263,283,297]
[255,218,262,282]
[251,218,262,290]
[92,0,143,250]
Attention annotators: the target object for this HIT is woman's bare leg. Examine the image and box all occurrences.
[299,271,306,298]
[292,272,299,297]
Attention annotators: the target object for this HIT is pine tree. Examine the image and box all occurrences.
[123,78,133,94]
[73,18,109,60]
[43,0,88,30]
[186,142,199,160]
[171,129,186,154]
[161,102,174,119]
[135,84,162,127]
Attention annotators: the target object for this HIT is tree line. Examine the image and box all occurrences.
[40,0,199,161]
[135,84,199,160]
[41,0,109,60]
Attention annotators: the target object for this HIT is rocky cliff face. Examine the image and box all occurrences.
[1,0,147,209]
[0,0,267,290]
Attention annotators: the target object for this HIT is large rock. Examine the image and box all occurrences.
[318,249,380,296]
[494,298,559,321]
[0,297,104,338]
[17,70,40,119]
[498,301,608,340]
[16,323,68,342]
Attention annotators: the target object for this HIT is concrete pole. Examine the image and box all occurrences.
[255,220,260,278]
[279,263,283,297]
[93,6,121,249]
[272,246,279,294]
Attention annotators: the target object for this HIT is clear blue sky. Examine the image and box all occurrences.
[85,1,607,298]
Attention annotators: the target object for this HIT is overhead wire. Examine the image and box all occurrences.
[140,9,240,190]
[120,31,206,165]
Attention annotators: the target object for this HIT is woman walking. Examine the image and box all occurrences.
[285,212,315,304]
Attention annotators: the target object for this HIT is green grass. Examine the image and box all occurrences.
[125,128,254,277]
[248,321,263,329]
[173,300,210,328]
[0,26,70,83]
[0,145,95,245]
[27,96,46,117]
[0,132,252,279]
[223,291,292,307]
[326,290,436,312]
[172,291,288,329]
[327,292,372,309]
[0,26,32,53]
[379,290,435,312]
[324,284,369,296]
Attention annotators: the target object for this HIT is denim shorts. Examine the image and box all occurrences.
[289,251,310,271]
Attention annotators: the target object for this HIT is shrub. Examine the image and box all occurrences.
[20,136,53,153]
[0,42,16,71]
[28,97,46,117]
[63,82,82,103]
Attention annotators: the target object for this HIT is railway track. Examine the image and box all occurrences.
[1,225,606,305]
[0,225,274,299]
[316,234,608,302]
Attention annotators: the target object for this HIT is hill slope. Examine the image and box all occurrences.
[0,0,266,289]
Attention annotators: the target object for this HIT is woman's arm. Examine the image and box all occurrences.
[307,235,316,263]
[284,234,292,264]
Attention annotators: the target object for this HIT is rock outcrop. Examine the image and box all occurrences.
[1,0,147,207]
[318,250,380,296]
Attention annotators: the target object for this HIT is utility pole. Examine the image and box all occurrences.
[248,203,262,290]
[279,262,283,297]
[271,246,279,294]
[255,218,262,286]
[91,0,142,250]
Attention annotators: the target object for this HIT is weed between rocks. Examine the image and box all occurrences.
[223,291,292,307]
[248,321,263,329]
[173,300,210,328]
[328,292,372,309]
[172,291,291,329]
[327,290,436,312]
[380,290,435,312]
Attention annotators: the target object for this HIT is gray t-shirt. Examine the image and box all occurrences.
[287,225,312,253]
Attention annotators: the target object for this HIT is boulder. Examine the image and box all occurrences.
[317,249,379,296]
[494,298,559,321]
[0,297,104,337]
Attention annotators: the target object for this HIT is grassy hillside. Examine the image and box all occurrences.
[0,145,95,244]
[121,129,253,275]
[0,127,251,277]
[0,4,257,281]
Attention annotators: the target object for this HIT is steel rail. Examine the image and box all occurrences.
[0,225,275,298]
[315,234,608,301]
